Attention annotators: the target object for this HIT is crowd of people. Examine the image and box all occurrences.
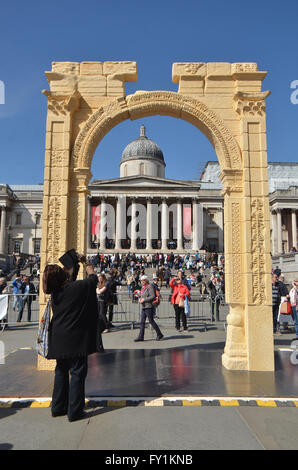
[41,251,227,422]
[2,248,294,423]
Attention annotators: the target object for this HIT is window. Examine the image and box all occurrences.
[35,214,41,225]
[15,213,22,225]
[140,163,145,175]
[13,240,22,254]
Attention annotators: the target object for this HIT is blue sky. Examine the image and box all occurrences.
[0,0,297,184]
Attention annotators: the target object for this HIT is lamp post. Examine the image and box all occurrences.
[34,213,38,255]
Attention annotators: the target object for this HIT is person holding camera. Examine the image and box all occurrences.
[42,251,100,422]
[169,275,190,331]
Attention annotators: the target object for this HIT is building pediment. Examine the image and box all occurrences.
[90,175,200,189]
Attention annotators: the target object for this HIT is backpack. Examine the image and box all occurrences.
[152,284,160,307]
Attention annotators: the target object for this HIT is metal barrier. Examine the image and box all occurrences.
[112,291,216,331]
[0,293,40,331]
[0,289,226,332]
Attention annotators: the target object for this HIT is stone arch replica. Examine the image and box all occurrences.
[39,60,273,372]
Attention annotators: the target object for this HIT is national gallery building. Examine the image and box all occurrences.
[0,125,297,257]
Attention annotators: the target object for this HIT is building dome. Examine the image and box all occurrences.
[120,125,166,178]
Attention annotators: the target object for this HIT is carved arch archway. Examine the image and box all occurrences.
[71,91,242,173]
[39,61,274,373]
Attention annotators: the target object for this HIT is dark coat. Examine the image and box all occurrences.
[48,274,99,359]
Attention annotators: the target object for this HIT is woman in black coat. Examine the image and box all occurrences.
[43,260,100,422]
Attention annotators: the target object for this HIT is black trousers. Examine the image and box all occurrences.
[173,304,187,330]
[51,356,88,420]
[211,299,220,321]
[272,304,280,333]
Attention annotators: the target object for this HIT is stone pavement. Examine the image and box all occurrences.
[1,323,298,450]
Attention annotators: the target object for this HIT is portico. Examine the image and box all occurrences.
[88,188,210,253]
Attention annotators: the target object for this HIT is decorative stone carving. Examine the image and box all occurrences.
[72,91,242,171]
[172,62,206,82]
[46,196,62,264]
[251,198,266,304]
[43,90,80,116]
[234,91,271,117]
[231,63,258,73]
[231,202,242,302]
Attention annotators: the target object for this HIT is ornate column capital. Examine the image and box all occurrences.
[42,90,81,116]
[234,91,271,117]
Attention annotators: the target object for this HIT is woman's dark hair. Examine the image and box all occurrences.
[42,264,68,294]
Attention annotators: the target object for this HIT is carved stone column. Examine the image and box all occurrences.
[222,89,274,372]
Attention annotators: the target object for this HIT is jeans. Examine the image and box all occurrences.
[17,297,32,322]
[292,306,298,337]
[51,356,88,420]
[137,307,163,339]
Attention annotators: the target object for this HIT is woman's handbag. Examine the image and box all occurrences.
[280,300,292,315]
[184,295,190,317]
[36,298,52,358]
[178,295,185,308]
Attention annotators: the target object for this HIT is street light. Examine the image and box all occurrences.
[34,213,39,255]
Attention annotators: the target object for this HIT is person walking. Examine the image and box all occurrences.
[43,258,99,422]
[17,276,36,322]
[96,273,110,333]
[208,276,223,322]
[289,279,298,339]
[105,271,121,329]
[134,275,164,342]
[272,273,287,335]
[169,275,190,331]
[12,275,24,316]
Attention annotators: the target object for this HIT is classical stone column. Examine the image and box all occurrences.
[146,197,152,250]
[177,199,183,251]
[130,198,137,251]
[292,209,297,250]
[99,198,107,250]
[192,198,202,251]
[161,197,168,251]
[115,196,125,251]
[0,206,7,254]
[277,209,282,254]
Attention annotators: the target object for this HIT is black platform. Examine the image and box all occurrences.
[1,345,298,398]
